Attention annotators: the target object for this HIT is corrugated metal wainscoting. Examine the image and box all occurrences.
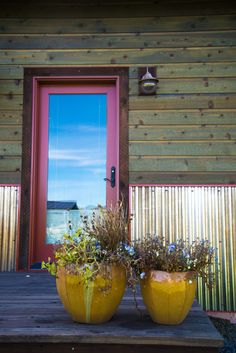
[0,185,20,271]
[130,185,236,311]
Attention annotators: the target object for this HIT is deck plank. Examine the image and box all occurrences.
[0,272,223,353]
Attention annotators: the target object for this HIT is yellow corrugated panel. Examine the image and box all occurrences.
[130,185,236,311]
[0,186,20,271]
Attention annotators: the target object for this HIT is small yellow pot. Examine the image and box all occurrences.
[140,270,197,325]
[56,264,126,324]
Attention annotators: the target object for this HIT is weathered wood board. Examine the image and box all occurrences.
[0,272,224,353]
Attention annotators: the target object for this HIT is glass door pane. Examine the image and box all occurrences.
[46,93,107,244]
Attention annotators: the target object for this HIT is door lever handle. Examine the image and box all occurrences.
[104,166,116,188]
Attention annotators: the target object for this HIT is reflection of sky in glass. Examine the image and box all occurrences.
[47,94,107,209]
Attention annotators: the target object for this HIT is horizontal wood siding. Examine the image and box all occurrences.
[0,0,236,184]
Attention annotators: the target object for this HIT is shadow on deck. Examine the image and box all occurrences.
[0,272,223,353]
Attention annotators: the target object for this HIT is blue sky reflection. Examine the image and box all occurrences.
[47,93,107,209]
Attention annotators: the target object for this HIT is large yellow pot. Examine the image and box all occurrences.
[56,264,126,324]
[140,270,197,325]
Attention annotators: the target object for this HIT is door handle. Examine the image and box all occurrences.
[104,166,116,188]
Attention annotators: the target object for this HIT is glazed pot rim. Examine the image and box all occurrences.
[146,270,197,275]
[142,270,197,282]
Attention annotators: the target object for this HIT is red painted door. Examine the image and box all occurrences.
[31,83,118,265]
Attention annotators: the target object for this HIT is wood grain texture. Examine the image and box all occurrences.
[129,156,236,172]
[0,157,21,172]
[1,47,236,65]
[0,80,23,94]
[129,171,236,184]
[130,63,236,78]
[0,126,22,140]
[0,272,224,353]
[0,142,21,155]
[0,110,22,124]
[0,95,23,110]
[129,110,236,125]
[129,141,236,156]
[129,125,236,141]
[1,31,236,49]
[0,66,23,79]
[129,94,236,110]
[0,172,20,183]
[3,16,220,34]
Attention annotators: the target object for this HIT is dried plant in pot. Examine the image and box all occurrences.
[42,202,132,324]
[132,237,216,325]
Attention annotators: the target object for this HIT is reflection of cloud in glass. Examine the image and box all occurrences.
[49,148,103,159]
[49,148,105,168]
[88,168,105,175]
[78,124,106,133]
[54,124,106,134]
[48,180,97,189]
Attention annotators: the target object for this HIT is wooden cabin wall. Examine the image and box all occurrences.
[0,0,236,185]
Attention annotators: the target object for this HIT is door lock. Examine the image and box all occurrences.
[104,166,116,188]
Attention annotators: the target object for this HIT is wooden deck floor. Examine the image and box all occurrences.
[0,272,223,353]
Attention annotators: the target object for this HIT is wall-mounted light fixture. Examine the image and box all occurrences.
[138,67,158,95]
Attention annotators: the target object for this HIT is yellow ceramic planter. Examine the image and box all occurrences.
[56,264,126,324]
[141,270,197,325]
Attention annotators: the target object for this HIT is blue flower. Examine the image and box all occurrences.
[124,244,135,256]
[95,241,101,250]
[168,243,176,253]
[209,247,215,254]
[140,272,146,279]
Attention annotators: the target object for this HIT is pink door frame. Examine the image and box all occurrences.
[30,77,120,265]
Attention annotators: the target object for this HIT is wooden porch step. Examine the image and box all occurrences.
[0,272,224,353]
